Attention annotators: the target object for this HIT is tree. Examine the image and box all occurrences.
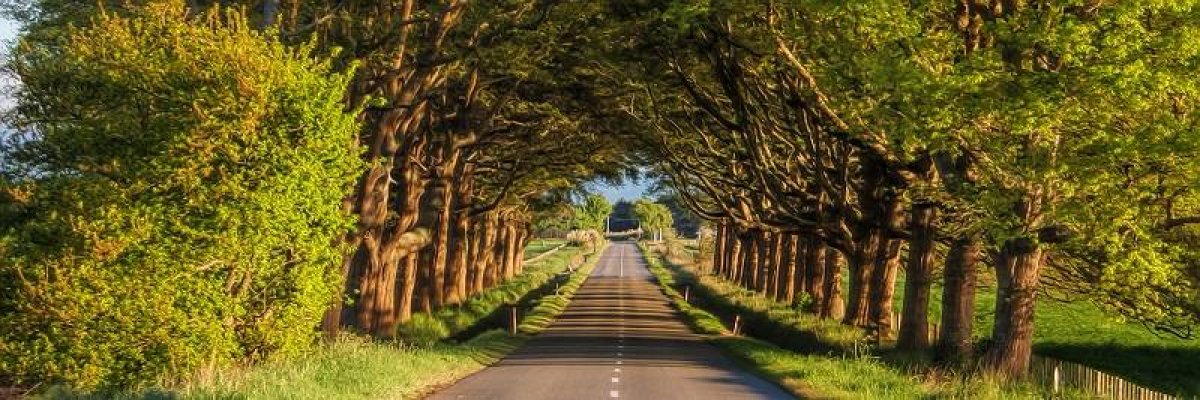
[574,193,613,233]
[0,4,360,389]
[633,198,674,241]
[606,0,1200,377]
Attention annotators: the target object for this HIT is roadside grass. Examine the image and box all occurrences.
[640,244,1078,399]
[37,242,605,400]
[398,244,586,344]
[174,331,522,400]
[519,243,607,334]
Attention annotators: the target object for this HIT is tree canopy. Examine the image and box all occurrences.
[2,0,1200,392]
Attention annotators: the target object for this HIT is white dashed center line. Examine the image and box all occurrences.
[610,390,620,398]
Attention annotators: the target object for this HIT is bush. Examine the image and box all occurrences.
[0,4,360,391]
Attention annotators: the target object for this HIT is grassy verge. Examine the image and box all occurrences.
[164,331,522,400]
[519,242,607,334]
[639,244,1075,399]
[398,245,587,344]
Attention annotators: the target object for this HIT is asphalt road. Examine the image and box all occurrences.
[427,242,795,400]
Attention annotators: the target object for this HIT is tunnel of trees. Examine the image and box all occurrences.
[2,0,1200,392]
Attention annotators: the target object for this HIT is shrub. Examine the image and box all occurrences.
[0,4,360,391]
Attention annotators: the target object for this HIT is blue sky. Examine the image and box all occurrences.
[591,180,652,204]
[1,15,18,110]
[0,16,15,42]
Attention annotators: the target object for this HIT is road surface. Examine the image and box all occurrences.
[427,242,794,400]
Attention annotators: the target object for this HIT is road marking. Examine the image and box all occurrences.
[614,368,621,373]
[610,390,620,398]
[616,360,622,364]
[619,245,625,277]
[611,377,620,383]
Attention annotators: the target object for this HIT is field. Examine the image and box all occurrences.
[889,270,1200,396]
[523,238,567,259]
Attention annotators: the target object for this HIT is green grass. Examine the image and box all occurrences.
[640,244,1080,400]
[397,244,586,344]
[887,268,1200,396]
[179,331,521,400]
[36,332,524,400]
[523,239,567,259]
[519,242,608,334]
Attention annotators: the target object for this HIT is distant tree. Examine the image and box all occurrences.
[609,199,639,232]
[633,199,674,241]
[530,191,576,239]
[573,193,613,233]
[655,192,701,237]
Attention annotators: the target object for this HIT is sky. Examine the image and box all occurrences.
[0,16,18,111]
[591,180,652,204]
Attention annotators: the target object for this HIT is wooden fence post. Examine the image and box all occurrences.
[509,305,518,335]
[1053,365,1061,394]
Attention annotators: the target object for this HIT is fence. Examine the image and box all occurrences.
[1029,355,1178,400]
[890,315,1179,400]
[523,242,568,264]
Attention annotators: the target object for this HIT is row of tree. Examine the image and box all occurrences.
[0,0,636,390]
[607,0,1200,378]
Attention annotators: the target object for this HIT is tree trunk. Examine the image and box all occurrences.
[803,237,826,312]
[487,220,506,288]
[502,223,519,280]
[444,164,474,305]
[898,202,937,350]
[738,233,754,287]
[726,229,742,281]
[765,232,782,296]
[427,144,460,308]
[821,246,845,320]
[861,192,904,340]
[396,253,418,324]
[469,215,491,296]
[513,227,529,276]
[713,221,727,276]
[781,235,799,303]
[843,228,879,327]
[792,237,809,303]
[869,235,902,340]
[985,237,1043,377]
[937,236,980,362]
[444,212,471,305]
[750,232,767,292]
